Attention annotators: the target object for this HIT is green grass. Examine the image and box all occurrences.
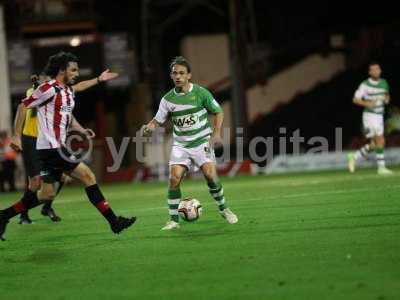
[1,168,400,300]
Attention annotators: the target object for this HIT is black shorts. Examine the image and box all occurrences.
[21,135,41,177]
[38,148,80,183]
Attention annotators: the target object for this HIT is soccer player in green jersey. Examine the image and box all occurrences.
[142,56,238,230]
[348,62,393,175]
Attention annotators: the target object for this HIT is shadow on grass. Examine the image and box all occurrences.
[139,221,400,241]
[3,248,68,265]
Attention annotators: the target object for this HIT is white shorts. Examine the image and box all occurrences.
[169,142,216,172]
[362,112,384,138]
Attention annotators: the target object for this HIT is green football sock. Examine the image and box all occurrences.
[167,189,181,222]
[207,181,227,211]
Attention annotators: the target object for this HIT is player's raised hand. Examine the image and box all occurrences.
[99,69,119,82]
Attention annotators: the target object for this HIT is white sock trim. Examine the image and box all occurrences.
[216,198,226,206]
[169,209,178,215]
[168,198,180,205]
[211,188,224,198]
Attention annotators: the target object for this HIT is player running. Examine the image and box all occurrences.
[141,56,238,230]
[348,62,393,175]
[1,51,136,240]
[11,74,97,224]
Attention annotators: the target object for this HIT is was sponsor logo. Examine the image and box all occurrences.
[173,115,199,128]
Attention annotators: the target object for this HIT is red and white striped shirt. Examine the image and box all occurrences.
[22,79,75,150]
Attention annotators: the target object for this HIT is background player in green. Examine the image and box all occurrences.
[142,56,238,230]
[348,62,393,175]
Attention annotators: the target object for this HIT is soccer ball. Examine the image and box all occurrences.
[178,198,202,222]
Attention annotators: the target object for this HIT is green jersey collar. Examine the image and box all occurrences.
[174,83,193,96]
[368,78,380,85]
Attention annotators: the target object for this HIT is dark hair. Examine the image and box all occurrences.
[43,51,78,78]
[170,56,191,73]
[369,61,380,68]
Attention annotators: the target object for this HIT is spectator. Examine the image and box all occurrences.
[0,131,17,192]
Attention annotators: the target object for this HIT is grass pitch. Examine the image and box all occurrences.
[1,168,399,300]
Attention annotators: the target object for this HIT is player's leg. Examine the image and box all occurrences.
[19,135,39,224]
[18,175,40,224]
[19,135,61,223]
[0,185,45,240]
[0,169,53,240]
[200,162,238,224]
[162,144,192,230]
[353,141,373,162]
[348,113,375,173]
[0,149,62,240]
[348,140,374,173]
[200,162,226,211]
[370,113,392,174]
[347,113,379,173]
[68,162,136,234]
[375,135,392,174]
[161,164,187,230]
[193,144,238,223]
[39,172,67,222]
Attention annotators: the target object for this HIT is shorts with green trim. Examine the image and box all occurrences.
[169,142,216,172]
[362,112,384,138]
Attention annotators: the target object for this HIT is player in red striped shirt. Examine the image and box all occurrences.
[0,52,136,240]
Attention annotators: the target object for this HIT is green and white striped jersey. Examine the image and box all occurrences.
[354,78,389,114]
[155,83,223,148]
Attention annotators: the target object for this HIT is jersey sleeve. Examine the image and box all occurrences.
[354,83,367,99]
[22,82,56,108]
[383,79,390,93]
[201,87,223,114]
[154,98,170,124]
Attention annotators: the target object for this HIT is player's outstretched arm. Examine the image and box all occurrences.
[73,69,119,92]
[10,103,27,152]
